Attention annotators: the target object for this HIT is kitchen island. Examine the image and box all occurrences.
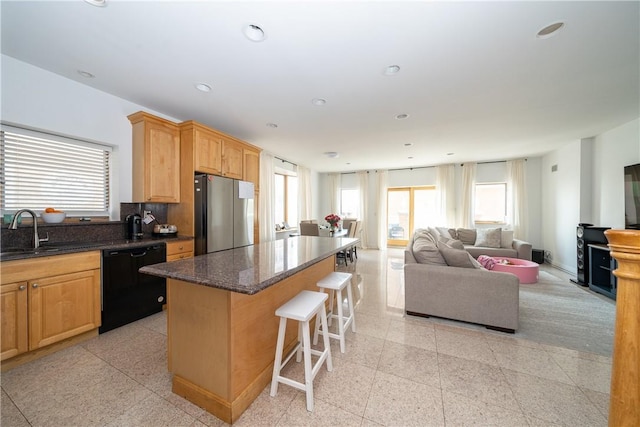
[139,236,357,423]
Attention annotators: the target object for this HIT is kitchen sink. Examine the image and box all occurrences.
[0,247,60,257]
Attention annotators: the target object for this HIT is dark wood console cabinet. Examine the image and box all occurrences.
[588,244,617,299]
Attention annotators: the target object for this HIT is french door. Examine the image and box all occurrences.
[387,186,437,247]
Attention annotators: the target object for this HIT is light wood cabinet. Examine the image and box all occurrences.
[243,148,260,189]
[166,239,194,262]
[222,139,243,179]
[1,282,28,361]
[181,121,222,175]
[0,252,101,362]
[128,111,181,203]
[168,119,261,240]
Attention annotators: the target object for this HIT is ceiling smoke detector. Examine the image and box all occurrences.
[266,123,278,128]
[384,65,401,75]
[84,0,107,6]
[395,113,409,120]
[195,83,212,92]
[244,24,266,42]
[312,98,327,106]
[324,151,339,158]
[537,22,565,39]
[77,70,95,78]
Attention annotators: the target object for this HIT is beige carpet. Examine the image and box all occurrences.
[512,266,616,356]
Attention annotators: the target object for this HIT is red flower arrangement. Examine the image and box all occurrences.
[324,213,341,228]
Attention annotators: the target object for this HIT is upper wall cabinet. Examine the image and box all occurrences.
[180,121,222,175]
[243,148,260,190]
[128,111,181,203]
[221,138,243,180]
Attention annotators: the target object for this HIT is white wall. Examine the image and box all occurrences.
[1,55,180,219]
[542,117,640,274]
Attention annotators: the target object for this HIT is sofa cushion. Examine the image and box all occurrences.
[475,228,502,248]
[438,236,464,250]
[437,242,478,268]
[456,228,477,245]
[501,230,514,248]
[413,236,447,266]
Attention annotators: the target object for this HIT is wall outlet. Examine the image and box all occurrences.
[143,210,152,218]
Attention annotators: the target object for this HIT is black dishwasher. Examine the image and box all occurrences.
[100,244,166,333]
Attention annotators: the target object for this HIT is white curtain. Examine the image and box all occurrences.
[297,165,312,222]
[259,151,275,242]
[507,159,527,239]
[356,171,369,248]
[376,170,389,250]
[436,164,456,227]
[327,173,341,215]
[460,162,476,228]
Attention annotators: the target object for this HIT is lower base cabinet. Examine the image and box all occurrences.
[1,252,101,362]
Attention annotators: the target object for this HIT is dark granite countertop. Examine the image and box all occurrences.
[139,236,358,295]
[0,235,193,261]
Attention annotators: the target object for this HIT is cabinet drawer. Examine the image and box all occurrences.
[166,240,194,257]
[167,252,194,262]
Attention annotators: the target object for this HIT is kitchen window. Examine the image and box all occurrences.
[0,124,112,217]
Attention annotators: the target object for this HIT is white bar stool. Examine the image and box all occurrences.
[313,271,356,353]
[270,290,333,412]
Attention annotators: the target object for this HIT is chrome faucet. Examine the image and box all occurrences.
[8,209,49,249]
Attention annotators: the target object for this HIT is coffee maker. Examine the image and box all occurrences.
[126,213,143,240]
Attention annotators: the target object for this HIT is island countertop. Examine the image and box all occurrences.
[139,235,357,295]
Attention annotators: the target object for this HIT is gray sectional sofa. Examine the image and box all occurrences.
[404,228,520,332]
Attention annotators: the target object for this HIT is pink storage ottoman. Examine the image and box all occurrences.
[492,257,539,284]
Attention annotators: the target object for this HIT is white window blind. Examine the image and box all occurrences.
[1,125,111,216]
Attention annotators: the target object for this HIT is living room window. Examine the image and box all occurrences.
[0,124,111,217]
[274,172,298,227]
[474,182,507,223]
[340,188,359,219]
[387,186,437,245]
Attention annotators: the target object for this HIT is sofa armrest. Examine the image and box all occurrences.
[404,248,417,264]
[512,239,532,260]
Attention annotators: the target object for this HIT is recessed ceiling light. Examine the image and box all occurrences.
[84,0,107,7]
[77,70,95,78]
[447,152,455,156]
[346,162,351,165]
[408,156,414,159]
[537,22,565,39]
[312,98,327,106]
[266,123,278,128]
[243,24,266,42]
[404,143,413,147]
[395,113,409,120]
[384,65,401,75]
[195,83,212,92]
[324,151,339,158]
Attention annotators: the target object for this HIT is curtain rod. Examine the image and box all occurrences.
[461,158,527,166]
[275,156,297,167]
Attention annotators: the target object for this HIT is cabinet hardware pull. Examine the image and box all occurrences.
[19,285,26,291]
[32,283,39,288]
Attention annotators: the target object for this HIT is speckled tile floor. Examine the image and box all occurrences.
[1,248,613,426]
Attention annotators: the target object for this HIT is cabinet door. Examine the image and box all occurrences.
[145,121,181,202]
[195,129,222,174]
[243,149,260,189]
[222,139,243,179]
[29,269,101,350]
[1,282,28,361]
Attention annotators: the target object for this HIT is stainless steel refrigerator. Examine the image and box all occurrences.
[194,173,255,255]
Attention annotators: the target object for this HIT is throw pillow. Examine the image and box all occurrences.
[413,236,447,266]
[475,228,502,248]
[438,236,465,250]
[456,228,477,245]
[448,228,458,240]
[435,227,453,239]
[501,230,514,248]
[437,242,477,268]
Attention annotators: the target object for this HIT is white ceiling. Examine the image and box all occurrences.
[2,0,639,172]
